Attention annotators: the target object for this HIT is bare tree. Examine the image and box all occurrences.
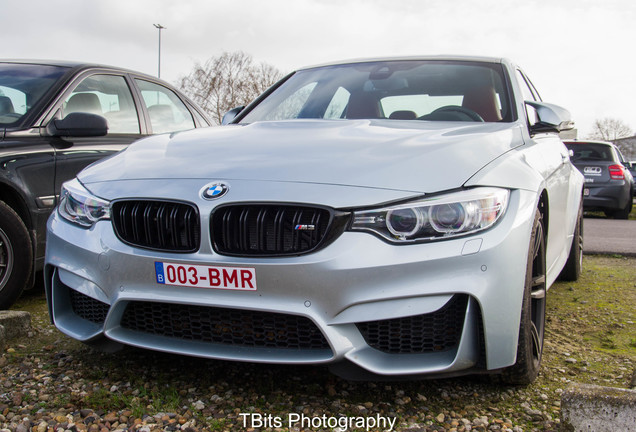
[178,52,284,125]
[587,117,633,141]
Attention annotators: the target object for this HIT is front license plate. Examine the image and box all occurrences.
[584,188,590,196]
[155,262,257,291]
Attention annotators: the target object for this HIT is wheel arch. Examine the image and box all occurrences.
[0,182,33,231]
[537,189,549,242]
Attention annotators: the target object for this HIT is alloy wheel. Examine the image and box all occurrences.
[0,227,14,290]
[529,220,546,365]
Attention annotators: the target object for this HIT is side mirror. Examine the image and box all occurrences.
[526,101,574,134]
[221,106,245,125]
[46,112,108,137]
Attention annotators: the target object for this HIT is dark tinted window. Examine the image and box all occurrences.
[0,63,67,125]
[240,61,512,123]
[565,143,616,162]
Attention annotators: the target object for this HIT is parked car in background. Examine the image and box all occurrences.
[46,56,584,384]
[564,140,634,219]
[0,59,212,309]
[628,161,636,196]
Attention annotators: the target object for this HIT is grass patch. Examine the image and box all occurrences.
[548,255,636,357]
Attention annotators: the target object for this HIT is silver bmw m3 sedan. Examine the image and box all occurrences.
[45,56,584,384]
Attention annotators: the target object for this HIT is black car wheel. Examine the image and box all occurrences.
[606,195,633,220]
[502,210,546,385]
[0,201,33,309]
[558,201,583,282]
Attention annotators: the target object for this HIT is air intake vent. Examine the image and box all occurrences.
[356,295,468,354]
[121,302,331,350]
[211,204,340,256]
[69,289,110,325]
[112,200,200,252]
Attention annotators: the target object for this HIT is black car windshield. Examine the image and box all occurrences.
[0,63,68,126]
[239,60,512,124]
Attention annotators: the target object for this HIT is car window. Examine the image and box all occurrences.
[516,70,540,102]
[240,61,512,123]
[565,143,615,162]
[135,79,195,134]
[516,70,541,126]
[0,63,67,126]
[189,105,210,127]
[616,148,628,164]
[63,74,140,134]
[0,86,27,117]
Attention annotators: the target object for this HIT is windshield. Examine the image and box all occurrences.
[240,60,512,124]
[0,63,68,126]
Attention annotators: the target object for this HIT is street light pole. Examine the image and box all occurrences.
[153,24,166,78]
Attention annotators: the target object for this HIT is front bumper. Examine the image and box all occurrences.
[45,189,537,377]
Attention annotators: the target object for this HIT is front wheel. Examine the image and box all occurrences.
[502,210,546,385]
[0,201,33,309]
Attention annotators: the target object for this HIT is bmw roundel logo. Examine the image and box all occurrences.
[201,182,229,200]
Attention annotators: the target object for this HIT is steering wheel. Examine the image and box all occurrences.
[419,105,484,122]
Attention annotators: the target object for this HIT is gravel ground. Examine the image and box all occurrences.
[0,339,563,432]
[1,256,635,432]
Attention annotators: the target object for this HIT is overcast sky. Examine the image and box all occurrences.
[2,0,634,136]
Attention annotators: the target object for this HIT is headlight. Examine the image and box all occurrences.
[58,178,110,228]
[350,187,509,243]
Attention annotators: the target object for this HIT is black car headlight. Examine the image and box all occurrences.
[58,178,111,228]
[350,187,509,243]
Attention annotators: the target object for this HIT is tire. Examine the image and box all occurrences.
[558,201,583,282]
[607,194,633,220]
[0,201,33,310]
[502,210,546,385]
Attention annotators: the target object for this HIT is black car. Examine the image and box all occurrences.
[564,140,634,219]
[0,60,211,308]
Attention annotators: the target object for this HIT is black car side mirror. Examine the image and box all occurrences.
[45,112,108,137]
[221,106,245,125]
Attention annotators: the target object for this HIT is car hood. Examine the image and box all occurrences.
[80,120,523,195]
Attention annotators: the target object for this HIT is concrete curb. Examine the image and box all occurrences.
[561,383,636,431]
[0,310,31,350]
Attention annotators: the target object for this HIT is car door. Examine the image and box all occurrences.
[517,70,574,277]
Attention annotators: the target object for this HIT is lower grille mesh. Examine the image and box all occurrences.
[356,295,468,354]
[121,302,330,350]
[69,289,110,325]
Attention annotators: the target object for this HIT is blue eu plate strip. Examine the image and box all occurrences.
[155,262,165,284]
